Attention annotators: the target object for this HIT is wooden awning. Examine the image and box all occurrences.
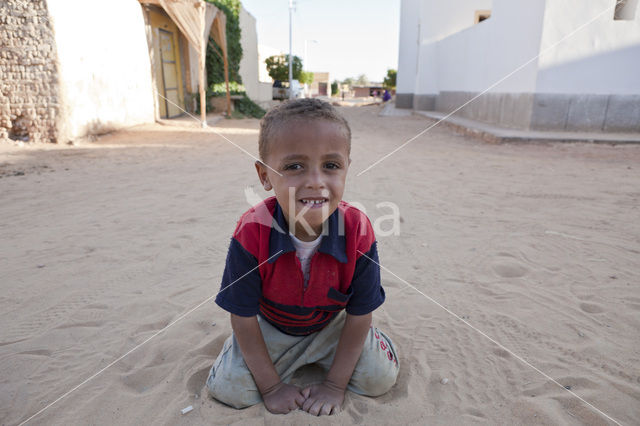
[139,0,231,125]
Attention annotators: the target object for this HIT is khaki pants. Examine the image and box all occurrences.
[206,310,399,409]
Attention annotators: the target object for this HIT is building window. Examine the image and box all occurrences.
[475,10,491,24]
[614,0,638,20]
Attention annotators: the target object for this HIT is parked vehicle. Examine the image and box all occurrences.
[272,80,302,100]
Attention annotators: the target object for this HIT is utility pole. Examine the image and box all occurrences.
[288,0,294,99]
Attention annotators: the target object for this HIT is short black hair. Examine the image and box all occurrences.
[258,98,351,161]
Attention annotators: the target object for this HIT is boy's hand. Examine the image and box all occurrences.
[301,381,345,416]
[262,381,306,414]
[230,315,304,414]
[298,313,371,416]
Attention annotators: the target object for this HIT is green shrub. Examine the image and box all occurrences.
[331,81,339,96]
[201,0,265,119]
[209,81,246,97]
[205,0,242,84]
[235,95,266,119]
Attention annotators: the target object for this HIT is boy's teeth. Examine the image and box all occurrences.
[302,199,324,204]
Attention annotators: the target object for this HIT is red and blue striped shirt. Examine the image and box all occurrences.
[215,196,385,336]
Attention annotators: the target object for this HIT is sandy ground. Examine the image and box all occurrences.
[1,105,639,425]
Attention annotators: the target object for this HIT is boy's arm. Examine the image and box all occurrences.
[230,314,305,413]
[301,312,372,416]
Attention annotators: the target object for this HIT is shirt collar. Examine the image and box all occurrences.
[269,200,348,264]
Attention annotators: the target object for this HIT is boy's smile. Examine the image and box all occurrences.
[255,119,351,242]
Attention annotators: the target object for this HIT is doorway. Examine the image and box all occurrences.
[158,28,181,118]
[318,82,327,96]
[147,7,186,119]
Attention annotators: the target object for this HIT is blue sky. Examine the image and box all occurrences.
[240,0,400,82]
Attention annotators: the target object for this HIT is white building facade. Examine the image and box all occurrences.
[397,0,640,132]
[238,6,272,107]
[49,0,156,140]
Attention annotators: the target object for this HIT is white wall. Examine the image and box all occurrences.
[418,0,493,42]
[47,0,155,139]
[401,0,640,97]
[435,0,546,93]
[418,0,495,95]
[239,6,270,102]
[396,0,420,93]
[400,0,493,95]
[535,0,640,94]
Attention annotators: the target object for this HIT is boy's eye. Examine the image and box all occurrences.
[284,163,302,171]
[325,162,340,169]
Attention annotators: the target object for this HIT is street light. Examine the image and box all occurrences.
[304,39,318,71]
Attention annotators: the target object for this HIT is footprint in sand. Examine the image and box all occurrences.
[493,348,511,358]
[347,398,369,423]
[186,366,211,396]
[491,256,528,278]
[18,349,52,357]
[580,303,604,314]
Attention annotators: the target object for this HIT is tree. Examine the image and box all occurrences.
[331,80,339,96]
[299,70,314,86]
[341,77,355,89]
[355,74,369,86]
[383,69,397,89]
[265,54,303,82]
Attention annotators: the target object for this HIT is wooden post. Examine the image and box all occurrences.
[198,3,207,127]
[199,56,206,127]
[223,48,231,117]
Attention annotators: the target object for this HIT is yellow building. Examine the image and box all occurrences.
[147,7,187,118]
[139,0,230,123]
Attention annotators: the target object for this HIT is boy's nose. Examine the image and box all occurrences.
[305,167,326,189]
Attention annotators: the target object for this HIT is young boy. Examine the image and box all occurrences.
[206,98,398,416]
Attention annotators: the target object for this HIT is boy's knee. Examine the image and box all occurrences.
[351,364,399,397]
[349,329,400,397]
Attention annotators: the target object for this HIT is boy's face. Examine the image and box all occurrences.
[255,119,351,242]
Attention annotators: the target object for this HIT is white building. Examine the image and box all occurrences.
[396,0,640,132]
[238,7,272,107]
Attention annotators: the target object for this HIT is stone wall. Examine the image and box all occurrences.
[0,0,59,143]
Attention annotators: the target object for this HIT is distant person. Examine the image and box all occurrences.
[383,89,391,103]
[206,98,399,416]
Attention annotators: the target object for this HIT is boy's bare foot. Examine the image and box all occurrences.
[261,382,306,414]
[301,382,345,416]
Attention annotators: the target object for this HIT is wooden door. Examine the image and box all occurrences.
[318,82,327,96]
[158,28,181,118]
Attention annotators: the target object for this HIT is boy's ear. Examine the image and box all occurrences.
[255,160,272,191]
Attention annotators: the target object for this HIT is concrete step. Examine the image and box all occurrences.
[414,110,640,144]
